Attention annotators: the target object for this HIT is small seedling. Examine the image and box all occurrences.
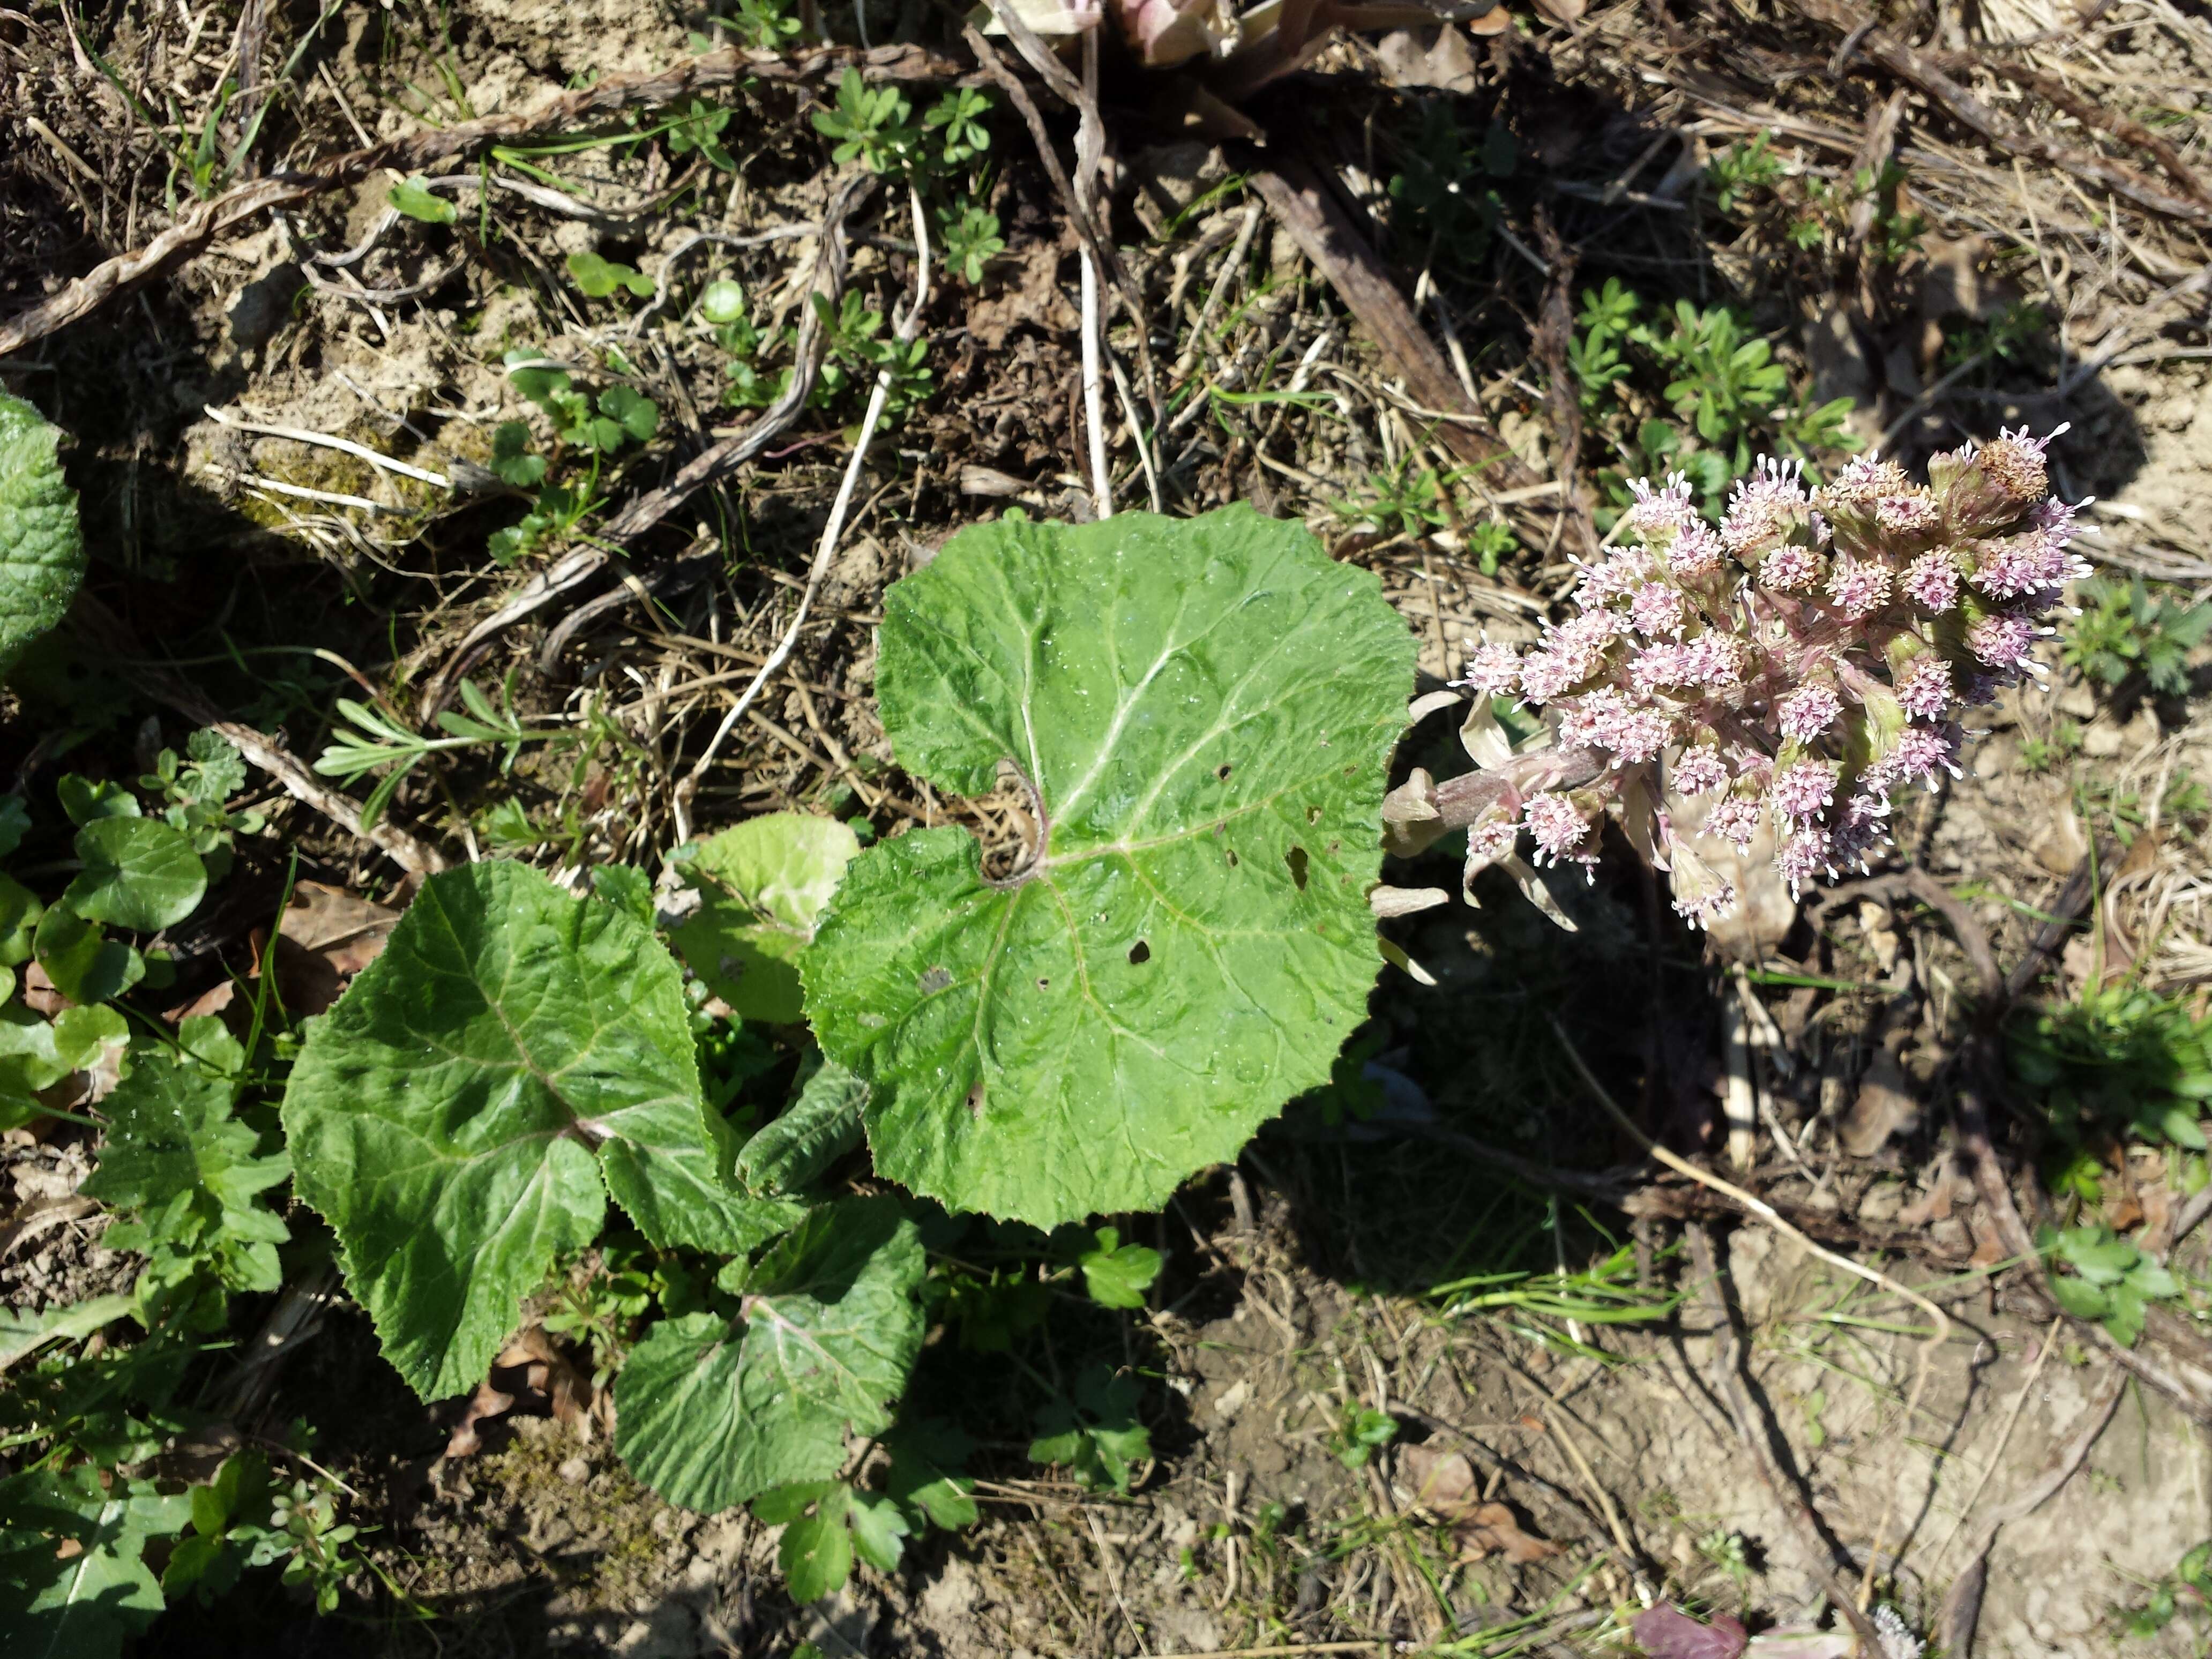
[566,250,655,300]
[922,86,994,167]
[387,175,456,223]
[2041,1223,2183,1347]
[812,70,917,174]
[313,676,579,829]
[2064,574,2212,698]
[936,203,1005,283]
[699,278,746,326]
[1706,134,1786,214]
[1330,1405,1399,1468]
[700,0,801,49]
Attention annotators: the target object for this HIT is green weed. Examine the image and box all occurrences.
[2065,574,2212,699]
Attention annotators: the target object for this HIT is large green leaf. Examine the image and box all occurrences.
[671,814,861,1022]
[63,817,206,932]
[614,1197,924,1513]
[801,507,1413,1224]
[281,862,799,1401]
[0,394,84,675]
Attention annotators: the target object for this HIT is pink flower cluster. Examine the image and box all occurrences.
[1453,430,2090,925]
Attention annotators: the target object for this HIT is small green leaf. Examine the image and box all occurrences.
[84,1050,290,1292]
[0,1293,133,1370]
[885,1421,977,1531]
[803,507,1414,1226]
[672,814,861,1023]
[776,1492,853,1603]
[281,862,797,1400]
[614,1197,926,1513]
[566,251,654,300]
[387,176,458,223]
[1077,1225,1162,1310]
[2160,1105,2208,1150]
[63,818,206,932]
[2048,1273,2111,1322]
[57,775,139,826]
[700,279,746,324]
[598,385,660,443]
[736,1060,868,1195]
[0,393,85,676]
[0,796,29,858]
[846,1489,911,1572]
[490,421,547,488]
[504,349,572,406]
[1028,1364,1152,1493]
[32,907,141,1005]
[0,873,43,967]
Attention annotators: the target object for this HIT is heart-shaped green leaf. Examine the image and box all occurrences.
[613,1196,924,1514]
[63,818,205,933]
[281,862,800,1400]
[801,507,1413,1225]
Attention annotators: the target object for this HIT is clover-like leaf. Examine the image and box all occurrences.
[566,250,653,299]
[598,384,660,443]
[802,507,1413,1225]
[672,813,861,1023]
[63,818,206,933]
[0,393,84,676]
[490,421,547,488]
[614,1196,925,1514]
[281,862,799,1400]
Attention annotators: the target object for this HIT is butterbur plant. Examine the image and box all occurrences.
[261,506,1409,1604]
[1385,430,2090,926]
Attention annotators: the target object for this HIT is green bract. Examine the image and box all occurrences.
[0,392,85,675]
[671,813,861,1023]
[281,862,798,1400]
[802,507,1413,1225]
[613,1197,924,1513]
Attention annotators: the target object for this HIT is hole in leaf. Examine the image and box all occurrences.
[1286,846,1310,891]
[1306,805,1322,825]
[1127,940,1150,965]
[918,966,952,993]
[1036,977,1050,989]
[1224,849,1239,868]
[1215,763,1232,780]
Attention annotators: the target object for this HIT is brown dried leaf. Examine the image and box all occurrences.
[1377,26,1480,93]
[1456,1501,1561,1565]
[1396,1443,1561,1563]
[442,1325,596,1458]
[1839,1050,1917,1157]
[271,880,401,1015]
